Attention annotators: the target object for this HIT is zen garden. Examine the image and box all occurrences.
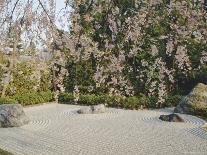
[1,0,207,155]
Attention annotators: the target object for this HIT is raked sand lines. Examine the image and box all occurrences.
[0,103,207,155]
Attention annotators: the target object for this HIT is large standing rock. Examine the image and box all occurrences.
[0,104,30,128]
[77,104,106,114]
[159,114,184,122]
[174,83,207,115]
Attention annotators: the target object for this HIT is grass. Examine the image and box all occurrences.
[0,148,13,155]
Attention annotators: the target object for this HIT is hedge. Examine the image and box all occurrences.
[11,91,54,106]
[0,97,18,104]
[164,95,183,108]
[0,91,54,106]
[59,93,182,110]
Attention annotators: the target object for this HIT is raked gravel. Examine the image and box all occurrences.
[0,103,207,155]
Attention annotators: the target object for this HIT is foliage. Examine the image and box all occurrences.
[5,61,52,96]
[67,0,207,108]
[39,70,53,92]
[6,62,37,95]
[79,94,106,105]
[0,97,18,104]
[11,91,54,106]
[58,92,74,104]
[59,92,181,110]
[192,104,207,118]
[163,95,183,108]
[64,60,94,92]
[0,0,207,110]
[0,52,8,95]
[0,148,13,155]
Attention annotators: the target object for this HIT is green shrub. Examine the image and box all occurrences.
[59,93,106,105]
[137,95,150,108]
[192,104,207,119]
[0,148,13,155]
[147,96,158,109]
[105,95,126,108]
[164,95,183,107]
[125,96,139,109]
[0,97,18,104]
[59,93,152,109]
[6,62,37,96]
[58,93,74,103]
[79,94,99,105]
[12,91,54,106]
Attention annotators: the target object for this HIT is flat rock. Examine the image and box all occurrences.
[77,106,93,114]
[174,83,207,115]
[78,104,106,114]
[92,104,106,114]
[159,113,184,122]
[0,104,30,128]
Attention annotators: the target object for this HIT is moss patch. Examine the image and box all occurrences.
[0,148,13,155]
[202,123,207,131]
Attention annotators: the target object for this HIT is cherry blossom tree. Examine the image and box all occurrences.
[0,0,68,97]
[68,0,207,106]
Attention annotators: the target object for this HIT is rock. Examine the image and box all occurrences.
[174,83,207,115]
[202,123,207,131]
[159,113,184,122]
[77,104,106,114]
[92,104,106,114]
[0,104,30,128]
[77,106,93,114]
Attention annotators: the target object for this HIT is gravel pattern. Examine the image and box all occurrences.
[0,103,207,155]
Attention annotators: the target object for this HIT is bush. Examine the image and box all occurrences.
[147,96,158,109]
[0,148,13,155]
[79,94,101,105]
[59,93,106,105]
[12,91,54,106]
[59,93,162,110]
[58,93,74,104]
[105,95,126,108]
[0,97,18,104]
[192,104,207,119]
[125,96,139,109]
[164,95,183,107]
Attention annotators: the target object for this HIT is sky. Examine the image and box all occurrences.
[55,0,71,30]
[56,0,66,11]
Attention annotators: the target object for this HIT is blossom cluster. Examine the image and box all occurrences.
[68,0,207,106]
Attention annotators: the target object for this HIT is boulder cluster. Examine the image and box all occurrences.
[77,104,106,114]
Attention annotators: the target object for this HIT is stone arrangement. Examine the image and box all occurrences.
[0,104,30,128]
[77,104,106,114]
[0,104,206,155]
[159,113,184,122]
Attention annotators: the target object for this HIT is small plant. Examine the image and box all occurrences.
[0,97,18,104]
